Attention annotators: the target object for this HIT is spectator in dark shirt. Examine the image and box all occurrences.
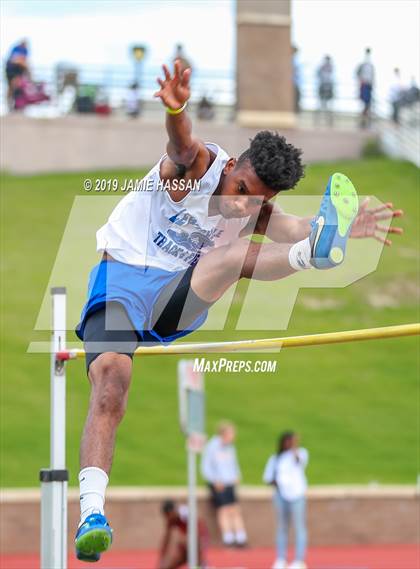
[158,500,208,569]
[5,39,29,108]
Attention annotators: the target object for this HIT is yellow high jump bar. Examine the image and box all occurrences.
[61,323,420,360]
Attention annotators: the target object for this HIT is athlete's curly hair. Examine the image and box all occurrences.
[237,131,305,191]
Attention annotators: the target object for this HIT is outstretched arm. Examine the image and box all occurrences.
[154,60,210,173]
[243,199,403,246]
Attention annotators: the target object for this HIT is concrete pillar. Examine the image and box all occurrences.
[236,0,295,128]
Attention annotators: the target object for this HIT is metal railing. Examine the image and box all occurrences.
[3,62,419,167]
[1,63,236,118]
[0,62,385,119]
[375,99,420,167]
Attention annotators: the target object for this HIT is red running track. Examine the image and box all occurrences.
[1,545,418,569]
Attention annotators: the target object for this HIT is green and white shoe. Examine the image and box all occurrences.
[75,513,112,563]
[310,172,359,269]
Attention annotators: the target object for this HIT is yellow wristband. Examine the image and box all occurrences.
[166,102,187,115]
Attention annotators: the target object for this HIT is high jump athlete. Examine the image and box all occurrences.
[74,61,403,561]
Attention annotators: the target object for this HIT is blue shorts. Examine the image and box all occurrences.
[76,259,208,345]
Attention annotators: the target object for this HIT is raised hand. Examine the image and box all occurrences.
[350,198,404,245]
[154,59,191,110]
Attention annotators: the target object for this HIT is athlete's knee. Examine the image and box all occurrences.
[88,353,132,420]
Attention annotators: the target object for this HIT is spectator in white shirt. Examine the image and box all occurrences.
[125,82,141,118]
[201,421,248,547]
[263,431,309,569]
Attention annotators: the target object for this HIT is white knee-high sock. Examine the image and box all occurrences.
[79,467,109,523]
[288,238,313,270]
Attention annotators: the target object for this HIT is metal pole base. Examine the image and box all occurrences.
[40,469,68,569]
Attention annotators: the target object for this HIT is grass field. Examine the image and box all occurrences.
[0,158,418,487]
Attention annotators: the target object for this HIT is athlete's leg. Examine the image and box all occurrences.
[191,238,297,304]
[80,302,138,475]
[80,352,132,473]
[76,303,138,560]
[151,240,297,333]
[75,353,132,560]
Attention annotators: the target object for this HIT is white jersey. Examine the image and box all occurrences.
[96,143,250,271]
[357,61,374,84]
[201,435,241,485]
[263,448,309,501]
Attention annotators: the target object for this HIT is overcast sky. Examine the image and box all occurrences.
[1,0,419,94]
